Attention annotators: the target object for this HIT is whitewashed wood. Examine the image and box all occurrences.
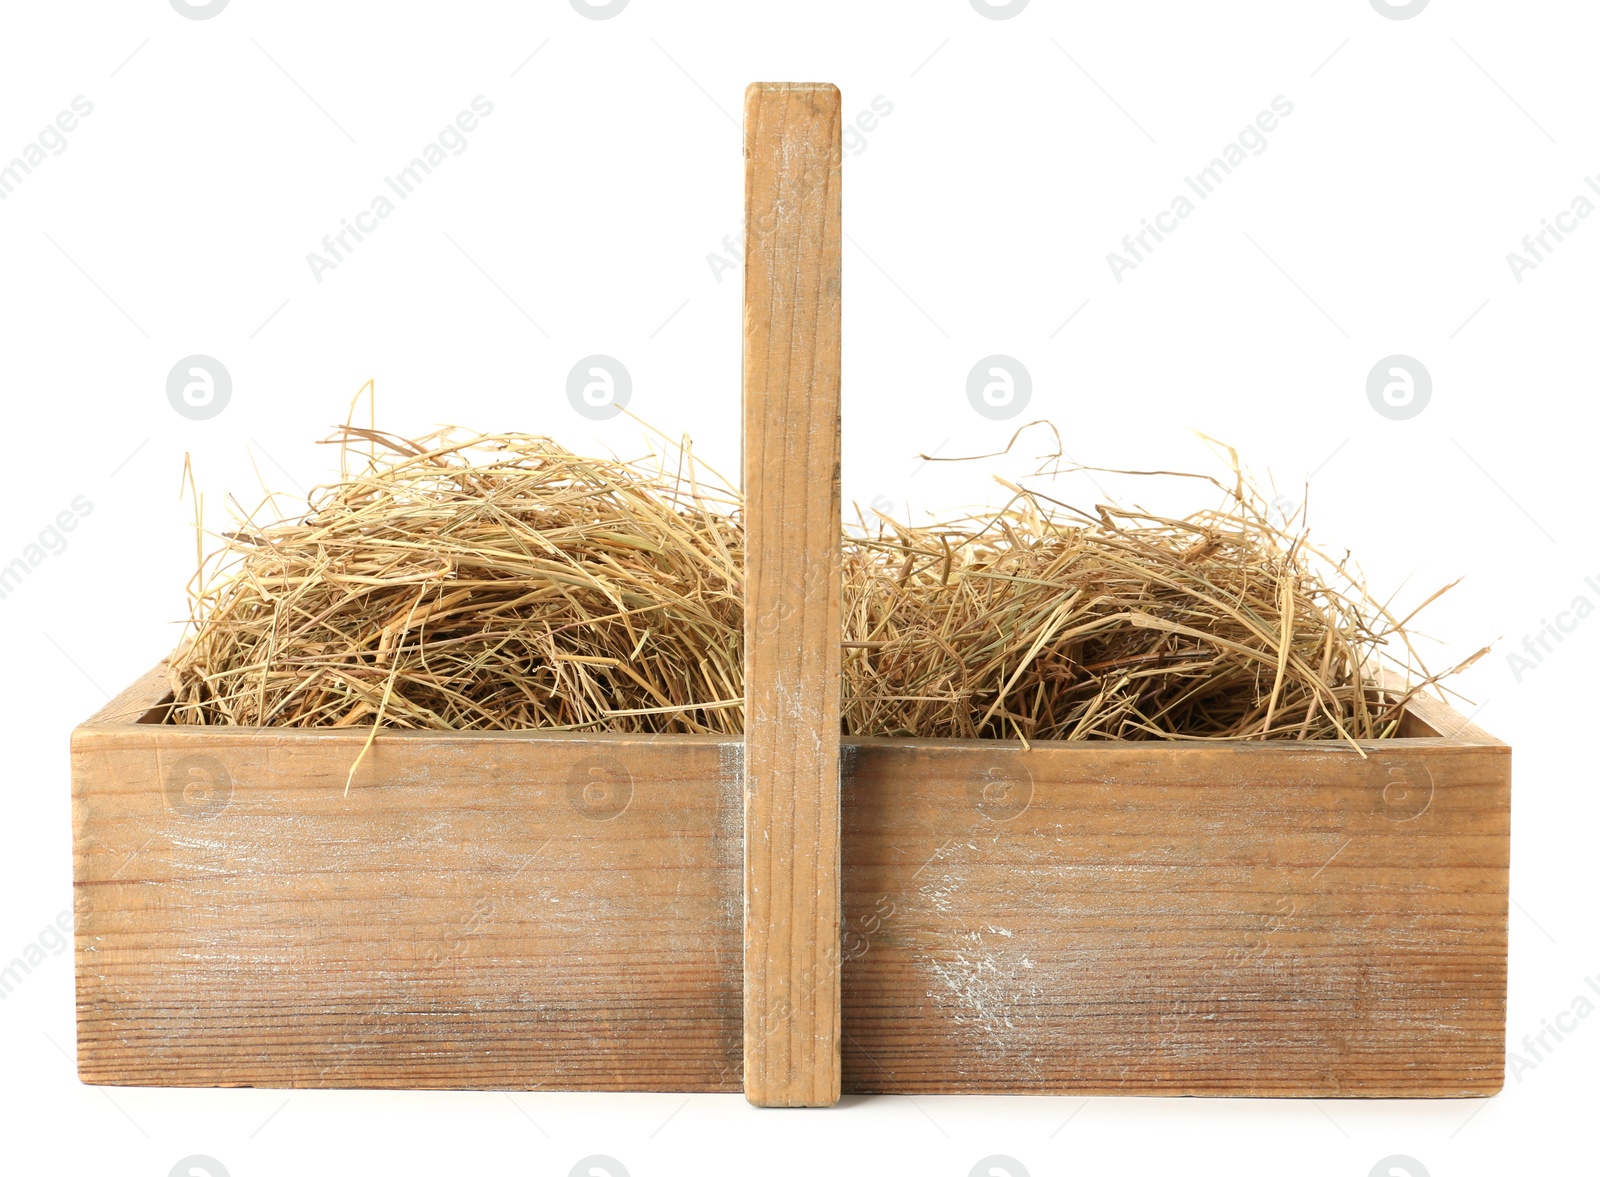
[839,734,1509,1096]
[73,684,745,1091]
[74,666,1508,1096]
[741,80,844,1108]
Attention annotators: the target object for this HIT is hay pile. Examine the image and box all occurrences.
[168,425,1480,744]
[171,427,743,733]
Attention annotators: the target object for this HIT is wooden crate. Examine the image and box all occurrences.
[73,669,1508,1098]
[70,84,1510,1103]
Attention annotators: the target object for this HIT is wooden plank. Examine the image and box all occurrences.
[74,671,1507,1095]
[1372,669,1502,744]
[1398,692,1502,744]
[83,660,173,726]
[741,81,844,1107]
[72,713,744,1090]
[839,736,1510,1097]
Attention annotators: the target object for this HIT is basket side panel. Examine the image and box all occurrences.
[840,740,1510,1097]
[72,726,743,1091]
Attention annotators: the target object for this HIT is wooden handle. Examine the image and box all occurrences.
[741,81,843,1108]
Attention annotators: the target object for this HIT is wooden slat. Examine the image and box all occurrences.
[1398,692,1502,744]
[741,81,844,1107]
[839,737,1510,1097]
[83,660,173,726]
[72,719,744,1090]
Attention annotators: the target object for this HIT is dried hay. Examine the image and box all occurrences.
[168,421,1485,752]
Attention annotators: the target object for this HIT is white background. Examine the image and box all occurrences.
[2,1,1596,1173]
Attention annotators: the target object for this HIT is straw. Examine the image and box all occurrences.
[168,423,1485,746]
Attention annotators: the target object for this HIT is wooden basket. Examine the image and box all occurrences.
[71,84,1510,1107]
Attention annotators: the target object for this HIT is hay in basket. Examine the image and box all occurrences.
[167,421,1485,751]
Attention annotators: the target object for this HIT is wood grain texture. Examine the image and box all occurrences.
[839,731,1510,1097]
[740,81,844,1107]
[72,670,744,1091]
[73,672,1508,1095]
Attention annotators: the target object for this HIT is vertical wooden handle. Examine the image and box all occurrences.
[741,81,843,1108]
